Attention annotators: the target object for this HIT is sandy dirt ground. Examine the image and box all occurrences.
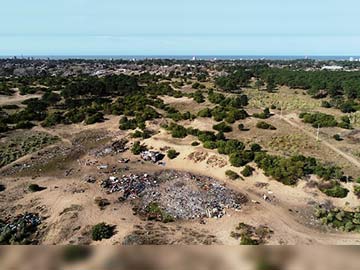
[1,90,360,245]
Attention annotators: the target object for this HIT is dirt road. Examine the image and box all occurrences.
[277,113,360,169]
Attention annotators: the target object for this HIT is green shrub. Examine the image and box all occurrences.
[217,139,245,155]
[15,121,34,129]
[213,122,233,133]
[320,181,349,198]
[131,141,147,155]
[119,117,137,130]
[354,186,360,198]
[333,134,343,141]
[203,141,217,149]
[300,112,338,128]
[225,170,240,180]
[91,223,115,241]
[253,108,271,119]
[169,124,188,138]
[42,112,64,127]
[0,121,9,133]
[191,141,200,146]
[28,184,46,192]
[240,234,259,245]
[146,202,175,223]
[85,112,104,125]
[198,131,216,142]
[241,165,255,177]
[238,124,245,131]
[167,149,179,159]
[250,143,262,152]
[229,151,255,167]
[94,197,110,210]
[256,121,276,130]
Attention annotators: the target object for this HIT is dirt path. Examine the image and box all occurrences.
[242,188,360,244]
[277,113,360,169]
[0,92,42,106]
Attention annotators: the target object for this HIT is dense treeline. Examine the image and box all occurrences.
[299,112,351,129]
[215,68,252,92]
[255,68,360,112]
[0,76,185,132]
[197,89,249,123]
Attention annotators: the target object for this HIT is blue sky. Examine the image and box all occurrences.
[0,0,359,55]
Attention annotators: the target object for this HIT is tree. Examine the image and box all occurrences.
[241,165,255,177]
[131,141,147,155]
[213,122,232,133]
[229,151,255,167]
[250,143,262,152]
[255,79,264,90]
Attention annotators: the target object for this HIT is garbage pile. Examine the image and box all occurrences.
[101,174,158,198]
[140,151,164,163]
[92,139,128,157]
[0,213,41,244]
[138,171,247,219]
[100,170,247,220]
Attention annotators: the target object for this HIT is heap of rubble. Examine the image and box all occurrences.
[0,213,41,244]
[140,151,164,163]
[139,171,247,219]
[92,139,128,158]
[100,170,247,220]
[101,174,158,198]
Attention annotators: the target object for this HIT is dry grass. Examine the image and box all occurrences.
[244,86,321,111]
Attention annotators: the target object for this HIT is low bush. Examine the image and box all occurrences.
[191,141,200,146]
[94,197,110,210]
[167,149,179,159]
[131,141,147,155]
[319,181,349,198]
[213,122,233,133]
[91,223,115,241]
[354,186,360,198]
[225,170,240,180]
[256,121,276,130]
[333,134,343,141]
[28,184,46,192]
[241,165,255,177]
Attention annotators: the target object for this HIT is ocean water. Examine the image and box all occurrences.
[0,55,358,61]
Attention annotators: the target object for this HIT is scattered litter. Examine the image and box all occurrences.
[140,151,164,163]
[118,158,130,164]
[84,175,96,183]
[101,173,154,196]
[92,139,129,158]
[158,161,166,167]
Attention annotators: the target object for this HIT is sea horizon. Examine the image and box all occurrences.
[0,55,359,61]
